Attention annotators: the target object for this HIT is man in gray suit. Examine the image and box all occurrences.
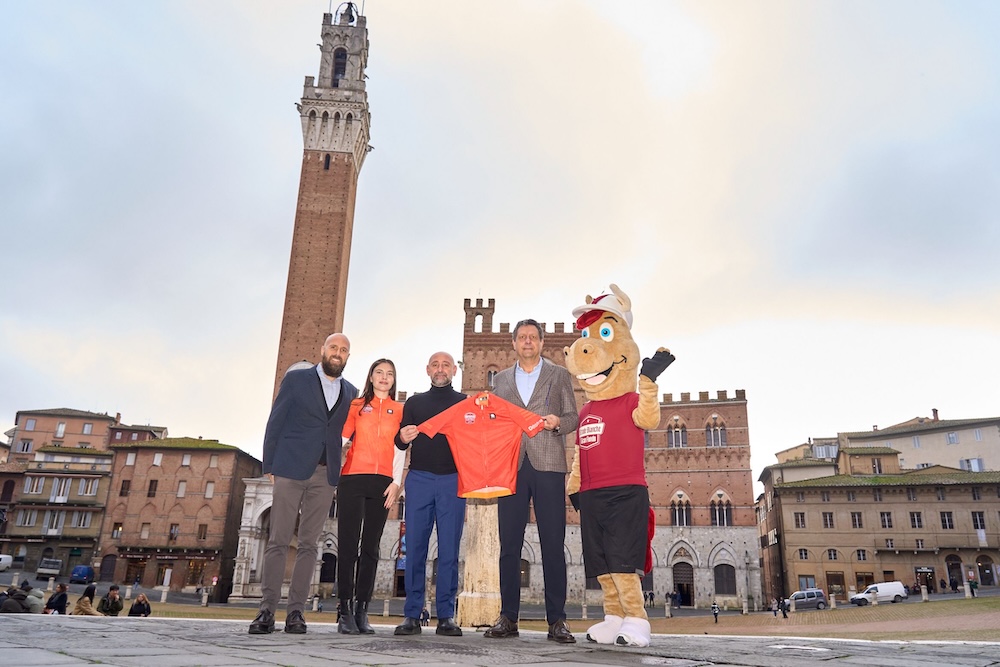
[485,319,579,643]
[250,333,358,635]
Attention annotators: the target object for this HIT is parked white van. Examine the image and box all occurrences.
[850,581,908,605]
[0,554,12,572]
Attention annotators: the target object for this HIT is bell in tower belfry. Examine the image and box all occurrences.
[272,6,372,399]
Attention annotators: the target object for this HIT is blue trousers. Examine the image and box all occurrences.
[403,470,466,620]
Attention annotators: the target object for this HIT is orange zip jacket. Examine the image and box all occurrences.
[341,397,404,480]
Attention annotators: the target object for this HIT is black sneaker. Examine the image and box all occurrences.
[394,616,422,636]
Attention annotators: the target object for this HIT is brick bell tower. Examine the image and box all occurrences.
[273,3,371,398]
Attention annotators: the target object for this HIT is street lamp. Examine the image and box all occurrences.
[744,551,752,614]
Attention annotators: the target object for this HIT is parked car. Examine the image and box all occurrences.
[35,558,63,580]
[850,581,908,605]
[0,554,12,572]
[69,565,95,584]
[785,588,828,610]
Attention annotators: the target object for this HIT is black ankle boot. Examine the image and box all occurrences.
[338,599,360,634]
[355,600,375,634]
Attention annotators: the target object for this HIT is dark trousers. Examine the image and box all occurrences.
[337,474,391,602]
[403,470,465,619]
[498,458,568,624]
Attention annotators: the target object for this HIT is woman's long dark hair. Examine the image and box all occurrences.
[358,358,396,414]
[80,584,96,602]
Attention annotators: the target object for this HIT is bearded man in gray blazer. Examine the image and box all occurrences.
[250,333,358,636]
[485,319,579,643]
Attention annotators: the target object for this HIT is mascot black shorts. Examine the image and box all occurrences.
[580,484,649,578]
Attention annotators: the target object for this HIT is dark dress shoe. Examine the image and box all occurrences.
[338,599,360,634]
[547,619,576,643]
[484,614,519,638]
[248,608,275,634]
[436,617,463,637]
[284,609,307,634]
[355,600,375,634]
[394,616,422,636]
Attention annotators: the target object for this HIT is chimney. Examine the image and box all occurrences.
[115,412,121,424]
[932,408,939,422]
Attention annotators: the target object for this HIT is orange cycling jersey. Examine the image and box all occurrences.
[417,392,545,499]
[341,397,404,479]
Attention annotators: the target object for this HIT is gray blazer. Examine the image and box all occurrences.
[492,359,579,473]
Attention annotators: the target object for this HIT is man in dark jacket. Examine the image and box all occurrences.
[97,584,123,616]
[250,333,358,636]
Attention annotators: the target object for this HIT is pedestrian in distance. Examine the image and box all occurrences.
[250,333,358,636]
[420,607,430,626]
[711,601,720,623]
[336,358,405,635]
[97,584,123,616]
[128,593,152,617]
[45,583,69,615]
[73,584,103,616]
[781,598,788,619]
[770,597,778,617]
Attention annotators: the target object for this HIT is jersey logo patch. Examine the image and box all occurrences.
[578,414,606,450]
[361,406,373,414]
[464,412,476,424]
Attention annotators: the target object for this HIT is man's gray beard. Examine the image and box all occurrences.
[322,357,345,378]
[430,375,451,388]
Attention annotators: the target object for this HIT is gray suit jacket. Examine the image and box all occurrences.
[492,358,579,473]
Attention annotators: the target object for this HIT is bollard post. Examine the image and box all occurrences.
[11,573,19,588]
[871,590,878,606]
[383,598,390,617]
[964,581,972,599]
[160,588,168,604]
[829,594,836,609]
[47,577,55,592]
[125,585,133,600]
[311,596,318,612]
[665,600,671,618]
[790,598,796,613]
[921,585,928,602]
[202,589,210,607]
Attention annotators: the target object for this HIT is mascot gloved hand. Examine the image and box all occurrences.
[564,284,674,649]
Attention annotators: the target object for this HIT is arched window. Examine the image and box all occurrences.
[324,154,331,170]
[667,416,687,448]
[706,419,727,447]
[671,500,692,526]
[486,369,497,388]
[710,500,733,526]
[519,558,530,588]
[714,564,737,595]
[333,47,347,87]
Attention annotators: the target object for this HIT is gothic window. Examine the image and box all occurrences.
[486,370,497,389]
[710,500,732,527]
[333,47,347,87]
[667,421,687,448]
[324,154,331,170]
[671,500,692,526]
[705,418,727,447]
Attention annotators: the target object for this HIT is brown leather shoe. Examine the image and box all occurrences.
[547,619,576,643]
[483,614,519,639]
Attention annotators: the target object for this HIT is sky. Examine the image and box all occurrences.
[2,1,998,494]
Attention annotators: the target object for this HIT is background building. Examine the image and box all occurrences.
[1,447,113,576]
[97,437,261,599]
[758,443,1000,602]
[8,408,117,464]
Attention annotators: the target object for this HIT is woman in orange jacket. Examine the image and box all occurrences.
[337,358,404,634]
